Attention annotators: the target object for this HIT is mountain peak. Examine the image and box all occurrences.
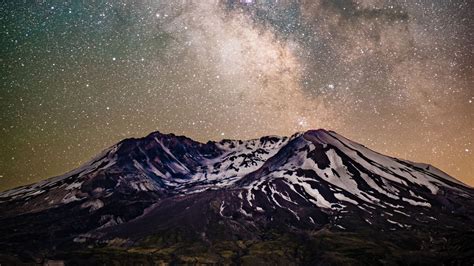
[1,130,473,264]
[304,128,330,134]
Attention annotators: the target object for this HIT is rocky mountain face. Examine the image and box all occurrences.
[1,129,473,264]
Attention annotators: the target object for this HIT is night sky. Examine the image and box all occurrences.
[1,0,473,191]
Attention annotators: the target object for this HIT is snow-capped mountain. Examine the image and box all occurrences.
[1,129,473,264]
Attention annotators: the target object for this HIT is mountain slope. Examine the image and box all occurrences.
[0,129,473,264]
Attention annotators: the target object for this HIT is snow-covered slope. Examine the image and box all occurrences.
[0,129,472,258]
[214,129,472,230]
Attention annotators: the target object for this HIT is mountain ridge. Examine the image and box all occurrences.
[1,129,473,264]
[2,128,467,193]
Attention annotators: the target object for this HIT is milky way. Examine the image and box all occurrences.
[0,0,473,190]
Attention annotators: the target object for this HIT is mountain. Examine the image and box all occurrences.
[1,129,473,265]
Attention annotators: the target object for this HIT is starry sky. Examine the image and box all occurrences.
[0,0,473,191]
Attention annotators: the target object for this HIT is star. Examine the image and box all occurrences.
[0,0,472,190]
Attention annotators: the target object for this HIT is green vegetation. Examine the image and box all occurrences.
[28,229,472,265]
